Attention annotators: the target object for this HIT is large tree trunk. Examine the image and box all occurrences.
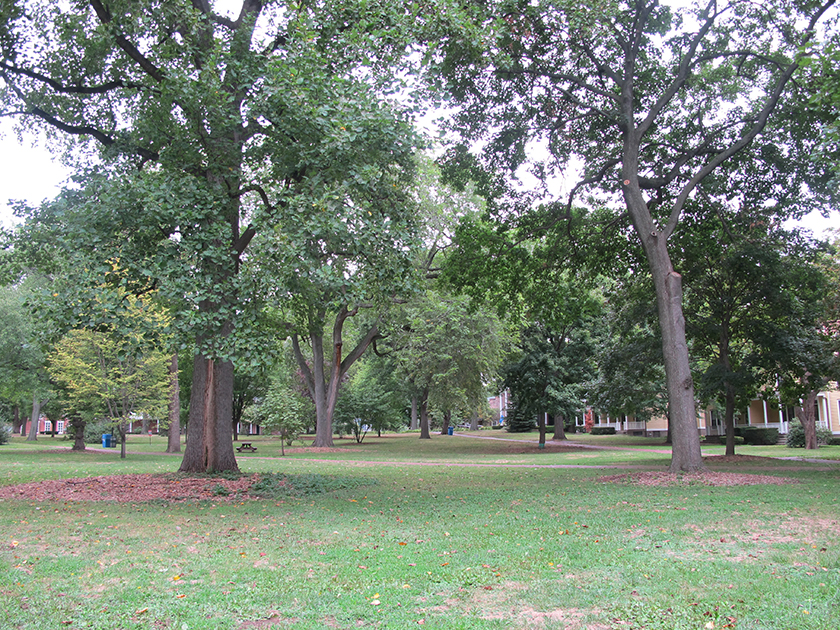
[440,410,451,435]
[410,396,419,430]
[724,385,737,457]
[308,332,336,448]
[655,268,703,471]
[627,205,703,469]
[419,388,431,440]
[166,353,181,453]
[70,417,86,451]
[293,308,382,448]
[538,412,546,448]
[26,394,41,442]
[118,422,127,460]
[796,390,819,450]
[179,355,239,473]
[12,405,22,436]
[552,413,567,441]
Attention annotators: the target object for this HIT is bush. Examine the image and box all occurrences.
[83,420,121,444]
[741,427,779,446]
[590,426,617,435]
[828,437,840,446]
[786,420,833,448]
[0,424,11,445]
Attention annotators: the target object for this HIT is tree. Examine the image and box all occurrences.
[432,0,837,471]
[334,358,407,442]
[387,290,506,439]
[48,328,169,459]
[677,208,830,455]
[766,239,840,449]
[1,0,422,471]
[244,350,314,455]
[0,279,50,440]
[592,285,668,431]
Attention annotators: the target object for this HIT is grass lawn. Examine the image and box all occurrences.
[1,433,839,629]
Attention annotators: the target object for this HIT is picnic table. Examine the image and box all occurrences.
[236,442,257,453]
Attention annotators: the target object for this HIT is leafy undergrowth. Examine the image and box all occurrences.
[249,472,379,498]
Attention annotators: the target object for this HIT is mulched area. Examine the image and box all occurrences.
[0,453,809,501]
[0,473,262,503]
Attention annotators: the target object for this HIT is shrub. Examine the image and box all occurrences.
[828,437,840,446]
[249,473,378,498]
[590,426,617,435]
[786,420,833,448]
[741,427,779,446]
[0,424,11,445]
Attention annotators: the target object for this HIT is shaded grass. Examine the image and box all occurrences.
[1,435,839,629]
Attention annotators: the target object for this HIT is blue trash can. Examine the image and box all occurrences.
[447,427,454,436]
[102,434,112,448]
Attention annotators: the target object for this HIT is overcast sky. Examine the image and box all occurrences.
[2,120,836,239]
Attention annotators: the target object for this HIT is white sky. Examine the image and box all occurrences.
[2,120,835,238]
[1,0,837,239]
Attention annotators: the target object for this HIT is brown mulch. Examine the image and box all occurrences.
[0,473,262,503]
[598,470,799,487]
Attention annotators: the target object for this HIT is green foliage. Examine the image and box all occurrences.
[249,473,378,498]
[47,324,169,436]
[0,279,49,411]
[80,419,119,445]
[504,399,536,433]
[786,420,833,448]
[334,359,406,443]
[741,427,780,446]
[0,424,10,445]
[244,348,314,446]
[211,484,231,497]
[590,427,616,436]
[386,289,506,420]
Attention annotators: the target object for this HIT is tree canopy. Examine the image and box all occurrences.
[431,0,838,470]
[1,0,424,471]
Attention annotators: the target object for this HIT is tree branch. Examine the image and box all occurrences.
[89,0,165,82]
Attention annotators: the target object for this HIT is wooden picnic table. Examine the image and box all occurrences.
[236,442,257,453]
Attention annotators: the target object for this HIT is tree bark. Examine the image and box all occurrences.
[410,396,418,430]
[293,308,381,448]
[552,413,567,441]
[626,182,704,470]
[538,412,546,448]
[70,416,86,451]
[724,386,737,457]
[12,405,21,435]
[179,355,239,473]
[166,353,181,453]
[796,390,819,450]
[419,388,431,439]
[440,410,451,435]
[118,422,127,459]
[26,394,41,442]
